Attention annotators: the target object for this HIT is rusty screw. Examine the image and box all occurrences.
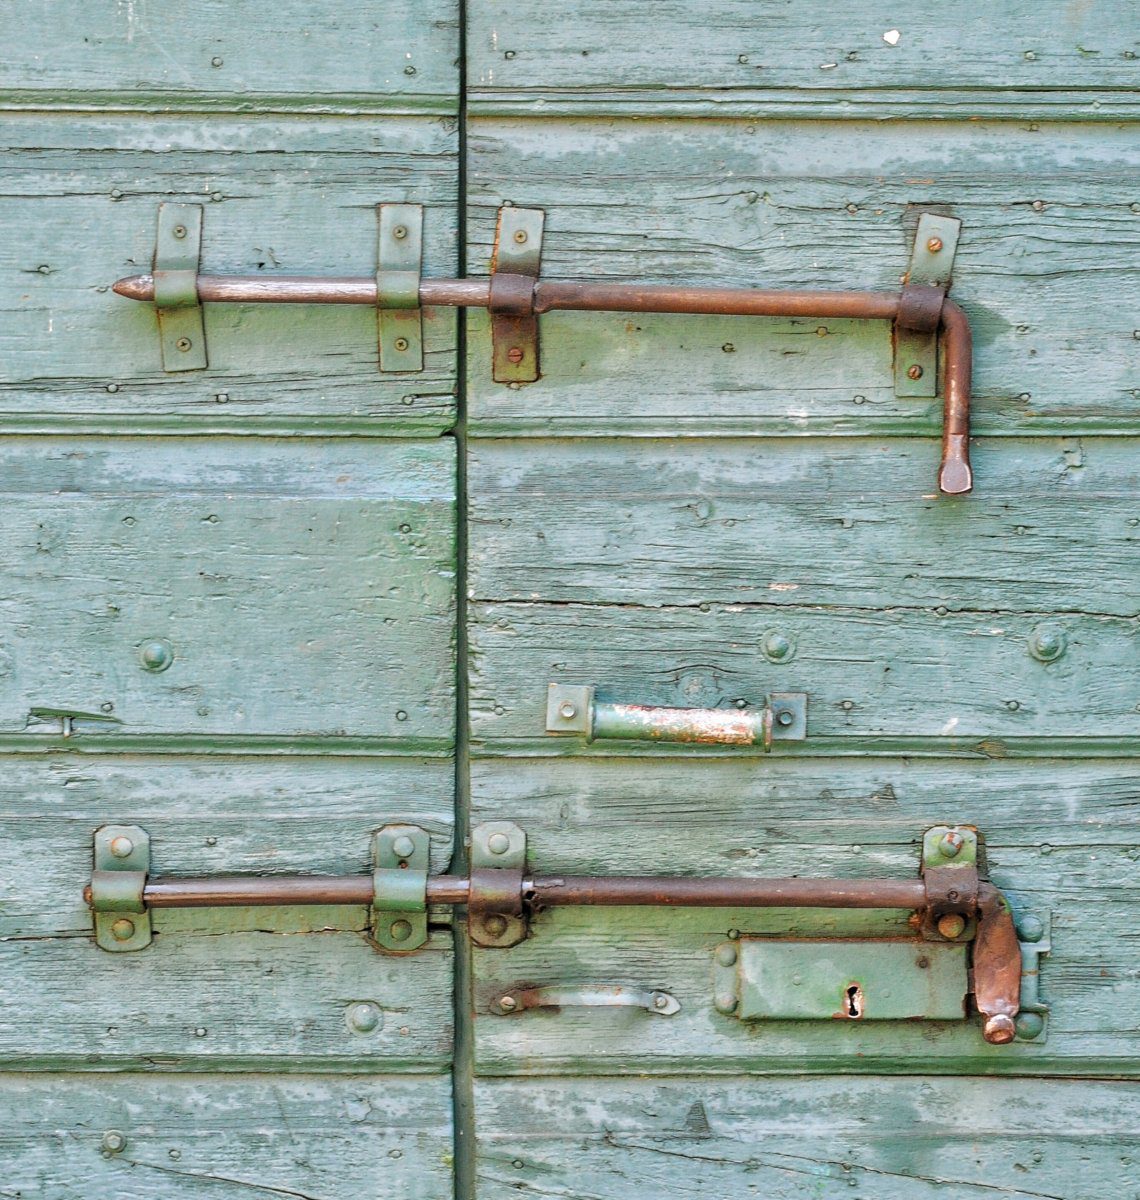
[926,236,943,253]
[906,364,924,381]
[506,347,525,364]
[937,913,967,940]
[512,229,528,245]
[938,830,965,858]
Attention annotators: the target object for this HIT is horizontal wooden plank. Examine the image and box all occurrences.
[470,756,1140,1074]
[2,1073,452,1198]
[0,116,457,434]
[474,1076,1140,1198]
[466,118,1140,436]
[470,602,1137,745]
[0,438,455,746]
[0,3,458,112]
[468,1,1140,119]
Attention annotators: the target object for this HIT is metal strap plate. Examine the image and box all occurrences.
[895,212,961,397]
[153,203,207,372]
[377,203,424,373]
[491,206,544,383]
[469,821,528,948]
[91,825,152,952]
[371,824,429,952]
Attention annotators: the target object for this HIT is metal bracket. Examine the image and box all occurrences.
[895,213,961,397]
[91,825,152,952]
[493,984,680,1016]
[920,825,979,942]
[490,206,544,383]
[1014,912,1051,1042]
[469,821,528,948]
[377,203,424,373]
[153,203,207,372]
[371,824,429,952]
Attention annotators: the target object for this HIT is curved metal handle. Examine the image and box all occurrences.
[493,985,680,1016]
[545,683,806,748]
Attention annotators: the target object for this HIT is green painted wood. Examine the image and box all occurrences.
[466,118,1140,437]
[468,1,1140,119]
[474,1076,1140,1198]
[2,1073,453,1197]
[0,116,457,435]
[0,437,455,747]
[0,3,458,113]
[470,756,1140,1075]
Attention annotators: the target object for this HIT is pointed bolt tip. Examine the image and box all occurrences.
[112,274,153,300]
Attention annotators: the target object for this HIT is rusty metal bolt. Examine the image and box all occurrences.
[506,346,525,364]
[498,994,518,1012]
[906,363,924,381]
[926,236,943,253]
[983,1013,1017,1044]
[938,830,965,859]
[937,913,967,940]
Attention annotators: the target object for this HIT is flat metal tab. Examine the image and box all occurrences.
[91,825,152,952]
[371,823,429,952]
[714,938,968,1022]
[493,984,680,1016]
[377,203,424,373]
[895,212,961,397]
[491,206,544,383]
[545,683,594,735]
[470,821,528,948]
[768,692,807,742]
[153,203,207,372]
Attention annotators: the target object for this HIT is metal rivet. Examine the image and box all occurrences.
[926,236,943,253]
[194,1027,207,1037]
[404,65,416,75]
[715,944,738,967]
[1029,627,1066,663]
[483,914,508,938]
[916,955,930,969]
[1015,1012,1045,1040]
[391,835,416,860]
[714,992,738,1014]
[938,831,964,858]
[498,994,517,1012]
[393,337,410,352]
[139,639,174,672]
[175,337,193,352]
[389,920,413,943]
[776,710,794,728]
[487,832,511,856]
[109,836,134,859]
[211,56,224,68]
[392,225,408,240]
[1023,50,1037,61]
[558,701,577,719]
[512,229,528,244]
[506,346,525,364]
[937,913,967,940]
[653,993,670,1010]
[1032,199,1045,212]
[791,973,803,986]
[171,224,187,239]
[110,918,136,942]
[761,631,795,663]
[907,364,924,380]
[101,1130,127,1155]
[1017,914,1046,943]
[347,1002,382,1033]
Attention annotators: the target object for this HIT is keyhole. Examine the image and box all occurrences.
[845,983,863,1019]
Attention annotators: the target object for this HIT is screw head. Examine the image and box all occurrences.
[389,919,412,943]
[391,834,416,860]
[926,236,943,253]
[713,992,738,1014]
[172,224,187,239]
[487,831,511,856]
[109,836,135,859]
[653,993,670,1010]
[483,914,509,938]
[392,225,408,240]
[139,639,174,672]
[347,1002,382,1033]
[393,337,410,352]
[175,337,193,352]
[937,912,967,940]
[498,994,517,1012]
[938,830,965,858]
[715,943,738,967]
[775,709,795,728]
[907,363,924,381]
[110,918,136,941]
[558,701,577,719]
[506,346,524,364]
[512,229,528,244]
[101,1129,127,1155]
[1015,1012,1046,1040]
[983,1013,1017,1044]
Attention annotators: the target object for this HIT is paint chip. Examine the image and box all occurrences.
[883,29,901,46]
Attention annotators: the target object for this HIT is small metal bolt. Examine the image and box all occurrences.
[498,994,517,1012]
[1017,914,1046,943]
[1023,50,1037,62]
[938,830,965,858]
[762,631,794,662]
[175,337,193,352]
[487,831,511,855]
[775,709,794,728]
[392,225,408,240]
[714,992,738,1014]
[483,914,509,938]
[558,701,577,719]
[1015,1012,1046,1040]
[984,1013,1017,1044]
[391,835,416,860]
[171,224,187,239]
[513,229,528,244]
[211,57,224,68]
[907,363,924,380]
[926,236,943,253]
[937,913,967,940]
[1029,627,1066,663]
[109,836,135,859]
[110,918,136,942]
[916,955,930,969]
[1032,199,1045,212]
[715,943,738,967]
[393,337,410,352]
[506,346,524,364]
[653,993,670,1010]
[101,1129,127,1155]
[389,919,413,943]
[347,1002,382,1033]
[139,639,174,672]
[194,1026,207,1038]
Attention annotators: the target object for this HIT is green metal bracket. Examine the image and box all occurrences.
[490,206,545,383]
[153,203,207,372]
[920,824,979,942]
[922,824,978,870]
[371,823,429,953]
[91,825,152,952]
[377,203,424,373]
[469,821,528,948]
[895,212,961,397]
[1014,912,1052,1042]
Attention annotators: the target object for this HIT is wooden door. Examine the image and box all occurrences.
[0,6,460,1196]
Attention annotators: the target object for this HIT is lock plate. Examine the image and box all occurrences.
[714,938,968,1022]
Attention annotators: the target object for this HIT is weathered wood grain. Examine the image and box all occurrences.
[468,1,1140,120]
[0,116,457,434]
[0,2,458,113]
[466,118,1140,436]
[0,437,455,748]
[474,1076,1140,1198]
[3,1073,453,1198]
[470,756,1140,1074]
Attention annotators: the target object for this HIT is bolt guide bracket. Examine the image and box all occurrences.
[115,204,974,494]
[86,822,1045,1045]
